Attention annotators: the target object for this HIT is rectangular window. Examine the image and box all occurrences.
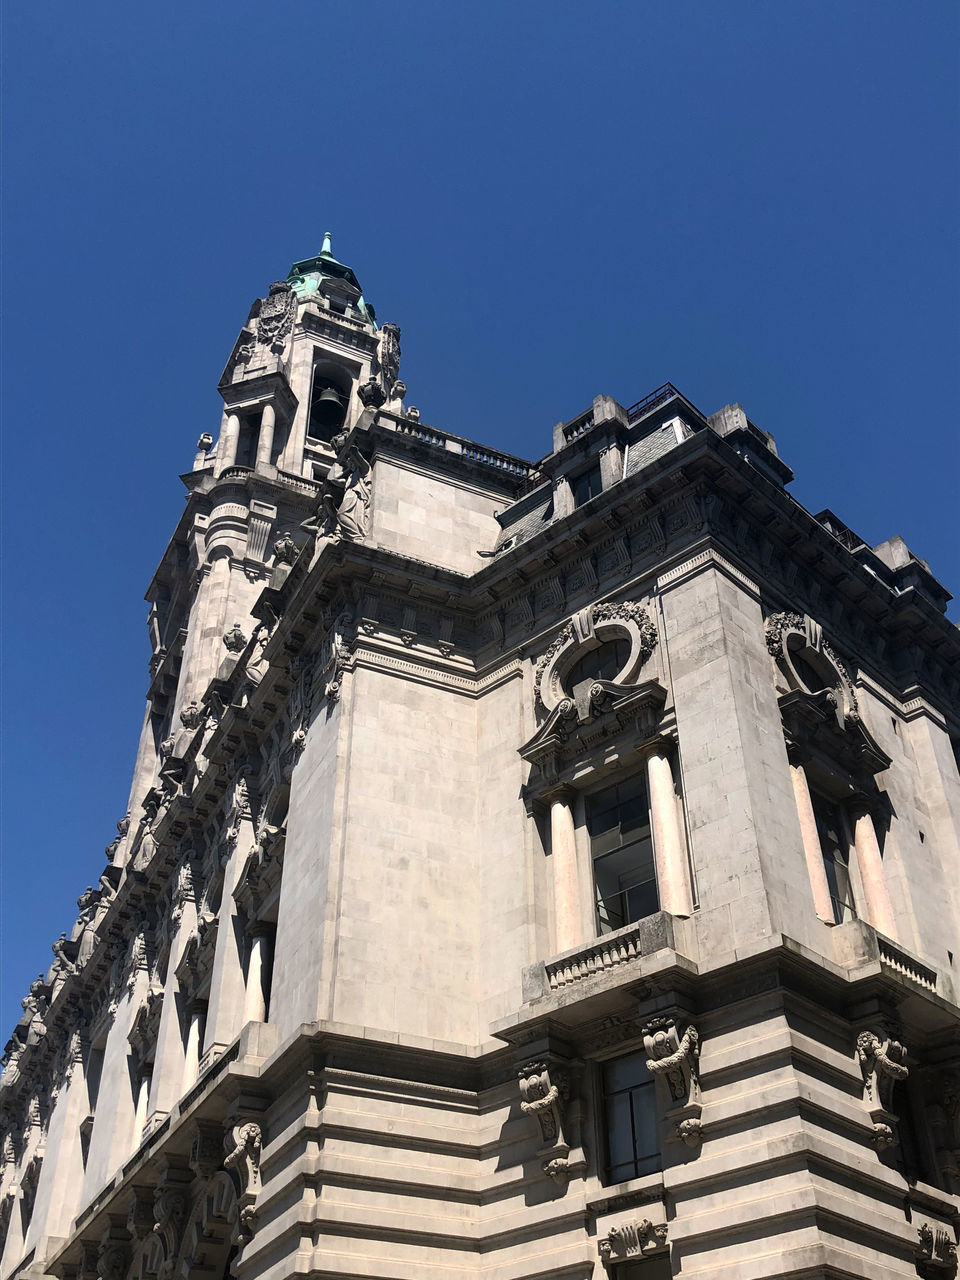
[812,793,856,924]
[588,775,658,934]
[617,1259,673,1279]
[602,1050,661,1182]
[571,462,603,507]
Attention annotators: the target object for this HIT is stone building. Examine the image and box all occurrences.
[2,235,959,1280]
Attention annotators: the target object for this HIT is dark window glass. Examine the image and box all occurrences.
[602,1050,661,1182]
[565,638,630,691]
[618,1260,673,1279]
[588,775,658,934]
[571,462,603,507]
[812,793,856,923]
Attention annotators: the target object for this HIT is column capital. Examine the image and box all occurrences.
[541,783,577,807]
[247,919,273,941]
[635,731,676,762]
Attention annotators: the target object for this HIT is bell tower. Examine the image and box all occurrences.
[126,236,405,850]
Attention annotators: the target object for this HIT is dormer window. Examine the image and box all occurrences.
[570,462,602,507]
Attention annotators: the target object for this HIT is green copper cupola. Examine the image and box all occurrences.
[286,232,377,326]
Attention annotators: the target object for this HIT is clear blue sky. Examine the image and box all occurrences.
[2,1,958,1035]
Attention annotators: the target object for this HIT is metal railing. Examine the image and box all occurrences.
[627,382,680,421]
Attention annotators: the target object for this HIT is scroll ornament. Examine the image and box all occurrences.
[224,1122,262,1243]
[643,1016,703,1147]
[857,1030,908,1151]
[518,1061,573,1187]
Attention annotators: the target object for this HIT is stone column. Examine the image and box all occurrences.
[132,1069,151,1152]
[790,762,836,922]
[181,1002,206,1093]
[243,925,273,1025]
[549,787,584,953]
[645,745,694,917]
[851,803,898,940]
[255,403,276,472]
[214,412,241,477]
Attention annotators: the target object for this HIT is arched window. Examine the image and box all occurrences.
[307,371,349,442]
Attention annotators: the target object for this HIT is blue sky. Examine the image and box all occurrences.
[1,1,957,1034]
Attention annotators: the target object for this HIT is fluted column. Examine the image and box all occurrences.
[243,924,273,1024]
[214,412,241,477]
[644,744,694,917]
[255,403,276,472]
[181,1001,206,1093]
[851,802,897,940]
[790,762,835,922]
[549,786,584,953]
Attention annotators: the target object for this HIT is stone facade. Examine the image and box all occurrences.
[2,238,959,1280]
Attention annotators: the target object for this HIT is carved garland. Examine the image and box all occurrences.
[534,600,658,714]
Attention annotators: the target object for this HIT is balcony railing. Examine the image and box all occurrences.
[877,936,937,991]
[627,382,680,422]
[545,916,668,991]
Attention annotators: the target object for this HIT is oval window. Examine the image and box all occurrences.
[564,637,631,691]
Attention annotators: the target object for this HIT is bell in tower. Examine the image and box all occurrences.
[308,375,349,441]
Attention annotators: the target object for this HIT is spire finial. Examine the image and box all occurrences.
[320,231,333,256]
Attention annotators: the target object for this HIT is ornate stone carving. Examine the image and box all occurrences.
[378,322,402,397]
[96,1233,130,1280]
[643,1015,703,1146]
[224,1122,262,1243]
[189,1120,223,1181]
[534,599,658,715]
[179,700,205,732]
[916,1222,958,1274]
[126,1187,155,1243]
[517,1060,580,1186]
[105,814,129,862]
[325,444,372,543]
[255,281,297,353]
[518,1061,568,1146]
[857,1029,908,1150]
[764,610,858,719]
[222,622,248,655]
[152,1184,188,1276]
[598,1219,668,1265]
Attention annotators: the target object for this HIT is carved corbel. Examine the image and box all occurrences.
[188,1119,223,1182]
[152,1165,191,1278]
[223,1121,262,1244]
[518,1060,568,1147]
[642,1015,702,1147]
[857,1029,908,1150]
[598,1219,668,1267]
[96,1221,131,1280]
[517,1059,584,1188]
[916,1222,958,1276]
[125,1186,155,1244]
